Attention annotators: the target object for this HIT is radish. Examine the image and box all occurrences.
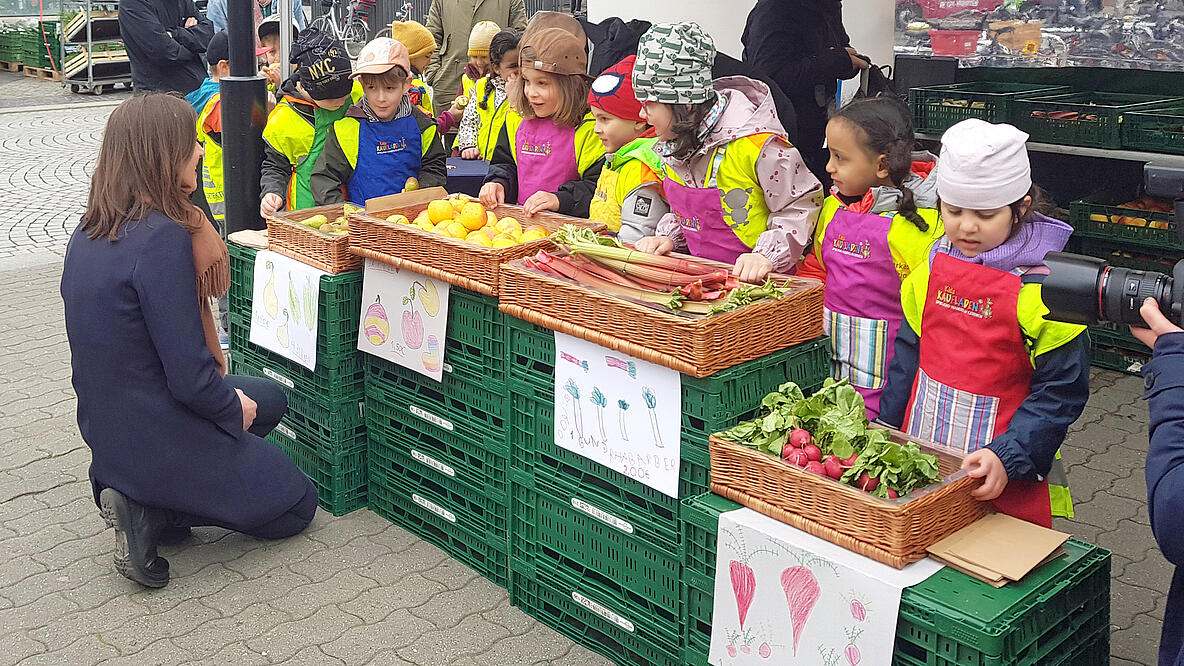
[726,645,738,658]
[845,643,862,665]
[740,645,752,655]
[856,472,879,492]
[803,444,822,462]
[886,488,899,499]
[850,599,867,622]
[781,442,796,460]
[758,642,772,659]
[824,455,844,479]
[804,461,825,475]
[841,453,860,468]
[785,449,809,467]
[789,428,812,448]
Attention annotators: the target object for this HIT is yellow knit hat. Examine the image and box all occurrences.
[388,20,436,60]
[468,21,501,57]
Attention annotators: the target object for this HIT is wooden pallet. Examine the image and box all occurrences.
[0,61,21,73]
[23,66,61,82]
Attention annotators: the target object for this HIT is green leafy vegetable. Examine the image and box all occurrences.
[840,437,940,498]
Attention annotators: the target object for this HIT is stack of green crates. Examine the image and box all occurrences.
[0,25,22,63]
[364,287,512,588]
[505,315,830,666]
[680,492,1111,666]
[19,22,59,70]
[227,242,367,516]
[1067,197,1181,373]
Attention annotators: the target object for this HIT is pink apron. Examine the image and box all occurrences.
[514,117,579,205]
[665,145,753,264]
[820,207,900,420]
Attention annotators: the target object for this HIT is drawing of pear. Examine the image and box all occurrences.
[263,260,279,318]
[277,309,290,348]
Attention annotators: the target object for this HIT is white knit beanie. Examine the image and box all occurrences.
[935,119,1032,210]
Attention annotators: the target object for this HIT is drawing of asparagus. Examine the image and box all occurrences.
[643,388,662,447]
[590,387,607,441]
[617,399,630,441]
[564,379,584,440]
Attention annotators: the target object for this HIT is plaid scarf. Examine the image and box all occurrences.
[360,95,413,123]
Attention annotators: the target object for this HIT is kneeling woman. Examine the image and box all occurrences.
[61,94,317,588]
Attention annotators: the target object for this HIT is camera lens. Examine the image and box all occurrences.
[1043,252,1174,326]
[1100,265,1173,327]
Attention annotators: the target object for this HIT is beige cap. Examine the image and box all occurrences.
[351,37,412,79]
[519,27,588,77]
[468,21,501,56]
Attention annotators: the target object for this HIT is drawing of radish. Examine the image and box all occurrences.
[850,599,867,622]
[617,400,629,441]
[759,642,771,659]
[564,379,583,440]
[845,644,861,665]
[726,646,737,658]
[729,560,756,629]
[642,387,662,448]
[781,566,821,656]
[590,387,607,441]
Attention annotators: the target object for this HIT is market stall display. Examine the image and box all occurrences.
[267,203,366,274]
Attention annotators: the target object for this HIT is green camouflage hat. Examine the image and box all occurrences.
[633,22,716,105]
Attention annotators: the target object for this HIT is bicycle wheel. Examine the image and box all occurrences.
[308,15,333,34]
[342,18,369,58]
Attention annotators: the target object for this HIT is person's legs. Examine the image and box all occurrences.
[172,478,318,540]
[222,374,287,437]
[99,488,171,588]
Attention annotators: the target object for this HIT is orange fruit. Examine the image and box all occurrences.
[427,200,455,224]
[458,202,488,231]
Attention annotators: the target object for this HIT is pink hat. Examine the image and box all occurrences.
[351,38,412,79]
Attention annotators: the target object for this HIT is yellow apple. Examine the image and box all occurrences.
[386,214,409,225]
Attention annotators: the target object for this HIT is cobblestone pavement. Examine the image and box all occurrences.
[0,71,131,110]
[0,99,1173,665]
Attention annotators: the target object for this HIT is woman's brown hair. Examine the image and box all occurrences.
[664,99,717,162]
[507,69,590,127]
[83,93,202,241]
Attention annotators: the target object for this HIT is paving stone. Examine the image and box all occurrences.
[172,602,289,658]
[16,634,119,664]
[1121,549,1176,594]
[409,574,508,631]
[129,563,246,614]
[1111,612,1165,666]
[338,573,446,623]
[466,621,588,665]
[320,609,436,664]
[96,638,186,666]
[547,644,618,666]
[200,565,312,617]
[1112,578,1164,629]
[280,568,379,620]
[0,591,80,637]
[0,631,47,666]
[357,539,448,583]
[245,604,365,662]
[420,554,482,590]
[397,612,512,666]
[180,641,272,665]
[286,534,392,583]
[102,597,221,655]
[221,533,330,580]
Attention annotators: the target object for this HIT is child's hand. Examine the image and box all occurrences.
[1131,297,1184,350]
[635,236,674,255]
[733,253,774,283]
[961,448,1008,501]
[479,182,505,208]
[461,147,481,160]
[260,193,283,218]
[522,191,560,217]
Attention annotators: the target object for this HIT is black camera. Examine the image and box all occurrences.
[1042,165,1184,327]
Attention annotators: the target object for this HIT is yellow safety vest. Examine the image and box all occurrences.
[196,93,224,222]
[503,112,605,179]
[262,83,363,209]
[469,76,516,162]
[589,137,664,232]
[410,76,434,116]
[333,115,439,169]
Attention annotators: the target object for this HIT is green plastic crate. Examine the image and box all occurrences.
[1090,328,1150,375]
[439,287,510,386]
[1069,198,1179,251]
[365,355,507,442]
[681,492,743,579]
[1014,91,1184,149]
[368,474,508,588]
[231,341,366,409]
[1075,237,1182,274]
[267,425,367,516]
[908,82,1069,134]
[510,471,681,630]
[366,393,508,500]
[1123,105,1184,155]
[510,557,682,666]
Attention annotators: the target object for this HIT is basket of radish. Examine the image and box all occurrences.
[709,379,991,568]
[497,227,824,377]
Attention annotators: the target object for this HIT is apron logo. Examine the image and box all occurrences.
[520,139,552,156]
[376,138,408,154]
[935,285,994,319]
[677,212,701,231]
[720,187,753,230]
[633,196,652,217]
[832,234,872,259]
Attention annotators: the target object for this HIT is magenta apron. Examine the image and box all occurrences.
[665,145,753,264]
[819,207,900,419]
[514,117,579,205]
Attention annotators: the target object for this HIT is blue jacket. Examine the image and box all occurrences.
[1143,332,1184,666]
[185,76,220,114]
[207,0,306,34]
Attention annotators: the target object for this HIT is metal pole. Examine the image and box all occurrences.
[279,0,293,77]
[222,0,269,233]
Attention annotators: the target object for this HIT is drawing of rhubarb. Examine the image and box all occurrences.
[781,566,821,656]
[642,387,662,448]
[590,387,607,441]
[729,560,756,629]
[617,399,629,441]
[564,379,583,440]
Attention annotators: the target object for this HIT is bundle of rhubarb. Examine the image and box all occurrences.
[520,226,789,315]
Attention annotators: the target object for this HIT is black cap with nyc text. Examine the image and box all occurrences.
[290,28,353,101]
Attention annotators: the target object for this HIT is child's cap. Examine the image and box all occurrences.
[521,11,586,43]
[389,20,436,61]
[351,37,412,79]
[633,22,716,105]
[519,27,588,77]
[468,21,501,57]
[258,15,300,42]
[935,118,1032,210]
[588,55,643,123]
[291,28,354,100]
[206,30,230,66]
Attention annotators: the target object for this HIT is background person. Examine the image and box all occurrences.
[119,0,213,94]
[424,0,527,116]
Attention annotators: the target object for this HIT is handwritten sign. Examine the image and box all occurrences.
[249,250,325,370]
[357,259,450,381]
[553,333,681,498]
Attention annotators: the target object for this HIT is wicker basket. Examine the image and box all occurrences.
[349,197,604,296]
[498,257,823,377]
[266,204,363,274]
[709,431,991,568]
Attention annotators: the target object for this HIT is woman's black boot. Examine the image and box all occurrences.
[99,488,170,588]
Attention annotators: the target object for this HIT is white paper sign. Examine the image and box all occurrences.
[709,508,943,666]
[356,259,450,381]
[249,250,326,370]
[553,333,681,498]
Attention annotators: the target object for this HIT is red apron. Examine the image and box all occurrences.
[664,144,753,264]
[903,250,1052,527]
[514,117,579,206]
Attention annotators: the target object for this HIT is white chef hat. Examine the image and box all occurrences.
[935,118,1033,210]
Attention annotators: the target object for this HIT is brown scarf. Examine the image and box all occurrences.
[184,207,231,375]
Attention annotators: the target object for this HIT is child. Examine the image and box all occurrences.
[586,55,668,243]
[479,26,605,217]
[460,21,501,102]
[388,20,437,116]
[632,22,823,283]
[311,38,447,205]
[801,96,944,419]
[258,16,299,91]
[260,29,363,216]
[878,119,1087,527]
[456,29,520,162]
[187,30,233,225]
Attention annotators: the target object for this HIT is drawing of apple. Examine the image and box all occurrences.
[402,309,424,349]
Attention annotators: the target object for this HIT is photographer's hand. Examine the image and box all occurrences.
[1131,298,1184,350]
